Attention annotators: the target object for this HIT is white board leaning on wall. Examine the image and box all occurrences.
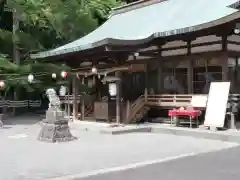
[204,82,230,128]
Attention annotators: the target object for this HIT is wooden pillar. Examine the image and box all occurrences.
[126,100,130,122]
[156,45,163,94]
[72,75,78,121]
[157,61,163,94]
[81,77,85,121]
[12,8,20,116]
[222,35,228,81]
[234,57,238,92]
[187,41,193,94]
[67,90,70,118]
[115,71,121,124]
[144,63,148,101]
[187,60,193,93]
[222,53,229,81]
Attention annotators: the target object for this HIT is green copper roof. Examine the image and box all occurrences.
[31,0,239,59]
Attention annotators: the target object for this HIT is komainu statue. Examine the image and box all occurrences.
[46,88,61,110]
[38,88,76,142]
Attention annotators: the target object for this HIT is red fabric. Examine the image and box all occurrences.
[168,109,201,119]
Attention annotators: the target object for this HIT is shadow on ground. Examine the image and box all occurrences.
[3,113,43,126]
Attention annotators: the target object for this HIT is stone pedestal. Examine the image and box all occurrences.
[0,114,4,128]
[38,107,77,142]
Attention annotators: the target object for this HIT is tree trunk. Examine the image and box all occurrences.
[12,8,20,116]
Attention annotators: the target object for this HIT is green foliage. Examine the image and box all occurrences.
[0,0,125,95]
[4,0,124,50]
[0,53,72,96]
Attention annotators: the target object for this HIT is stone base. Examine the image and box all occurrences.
[0,114,4,128]
[209,126,218,132]
[38,121,77,142]
[198,125,209,130]
[227,129,239,133]
[0,120,3,128]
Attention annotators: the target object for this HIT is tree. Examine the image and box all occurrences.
[1,0,124,51]
[0,0,124,99]
[0,54,71,98]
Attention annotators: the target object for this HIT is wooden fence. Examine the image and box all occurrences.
[0,100,42,108]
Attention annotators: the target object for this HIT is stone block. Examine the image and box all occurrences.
[38,108,76,142]
[38,121,77,142]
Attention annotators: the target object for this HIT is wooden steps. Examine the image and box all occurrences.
[126,95,149,124]
[131,106,150,123]
[126,93,207,124]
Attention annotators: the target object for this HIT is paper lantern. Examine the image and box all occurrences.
[234,28,240,34]
[109,83,117,96]
[0,81,5,88]
[52,73,57,79]
[28,74,34,83]
[61,71,68,78]
[59,86,67,96]
[91,67,97,74]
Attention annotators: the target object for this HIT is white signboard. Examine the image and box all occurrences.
[204,82,230,128]
[191,95,208,108]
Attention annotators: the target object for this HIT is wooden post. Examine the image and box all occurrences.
[222,53,229,81]
[234,57,238,92]
[81,77,85,121]
[187,41,193,94]
[126,100,130,123]
[64,96,67,114]
[157,61,163,94]
[72,75,78,121]
[222,35,228,81]
[12,8,20,116]
[187,60,193,93]
[67,93,70,118]
[156,45,163,94]
[115,71,121,124]
[144,63,148,102]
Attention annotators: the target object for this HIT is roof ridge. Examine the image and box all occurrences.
[110,0,166,16]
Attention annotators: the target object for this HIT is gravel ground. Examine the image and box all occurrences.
[0,117,238,180]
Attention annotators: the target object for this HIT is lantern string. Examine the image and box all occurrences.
[0,71,69,82]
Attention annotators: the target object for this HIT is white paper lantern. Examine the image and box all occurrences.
[0,81,5,88]
[61,71,68,78]
[28,74,34,83]
[59,86,67,96]
[91,67,97,74]
[109,83,117,96]
[234,28,240,34]
[52,73,57,79]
